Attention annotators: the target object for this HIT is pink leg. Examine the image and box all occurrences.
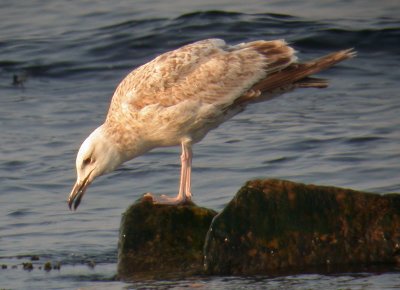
[145,139,193,204]
[182,140,192,200]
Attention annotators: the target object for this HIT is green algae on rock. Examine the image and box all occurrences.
[44,261,52,272]
[117,196,217,280]
[22,262,33,271]
[204,179,400,275]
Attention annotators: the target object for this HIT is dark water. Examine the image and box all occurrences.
[1,0,399,289]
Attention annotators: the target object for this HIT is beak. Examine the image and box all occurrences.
[68,172,92,210]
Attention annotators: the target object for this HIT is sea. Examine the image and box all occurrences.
[1,0,399,289]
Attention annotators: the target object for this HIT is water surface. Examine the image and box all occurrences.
[0,0,399,289]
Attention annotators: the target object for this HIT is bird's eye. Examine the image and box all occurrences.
[83,158,92,165]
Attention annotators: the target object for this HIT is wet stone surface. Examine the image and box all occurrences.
[117,179,400,279]
[204,179,400,275]
[117,196,217,280]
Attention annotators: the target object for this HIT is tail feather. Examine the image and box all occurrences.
[295,77,329,88]
[252,48,356,92]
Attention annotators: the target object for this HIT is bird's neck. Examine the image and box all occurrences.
[100,123,153,163]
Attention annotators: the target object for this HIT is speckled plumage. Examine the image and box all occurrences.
[104,39,293,152]
[68,38,355,209]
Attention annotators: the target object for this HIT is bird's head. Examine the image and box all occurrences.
[68,126,122,210]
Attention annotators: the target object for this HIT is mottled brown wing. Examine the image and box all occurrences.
[108,39,297,113]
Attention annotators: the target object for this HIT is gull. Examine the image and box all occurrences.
[68,38,355,210]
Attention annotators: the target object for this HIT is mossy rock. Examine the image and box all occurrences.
[204,179,400,275]
[117,196,217,280]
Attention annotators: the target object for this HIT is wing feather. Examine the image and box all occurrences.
[107,39,296,118]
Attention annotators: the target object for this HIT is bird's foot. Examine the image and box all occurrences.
[143,192,193,205]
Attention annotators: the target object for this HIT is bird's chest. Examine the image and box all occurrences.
[137,101,226,146]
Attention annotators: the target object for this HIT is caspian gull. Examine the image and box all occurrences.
[68,38,355,210]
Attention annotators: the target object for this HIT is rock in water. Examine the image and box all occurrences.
[117,196,217,280]
[204,179,400,275]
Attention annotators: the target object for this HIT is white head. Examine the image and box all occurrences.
[68,126,123,210]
